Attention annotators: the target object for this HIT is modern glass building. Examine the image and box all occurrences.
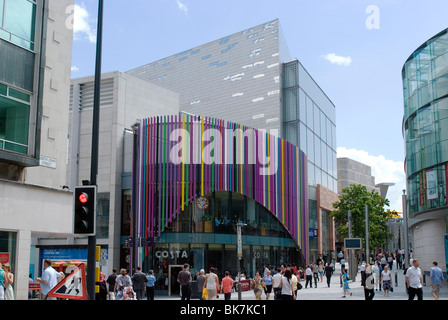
[130,115,308,295]
[402,28,448,273]
[127,19,338,264]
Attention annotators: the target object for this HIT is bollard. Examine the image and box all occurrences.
[395,272,398,286]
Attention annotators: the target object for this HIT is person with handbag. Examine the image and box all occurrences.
[361,264,375,300]
[204,267,219,300]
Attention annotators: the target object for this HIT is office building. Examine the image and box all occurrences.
[0,0,74,299]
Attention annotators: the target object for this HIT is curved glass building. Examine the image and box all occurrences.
[402,28,448,272]
[131,115,308,294]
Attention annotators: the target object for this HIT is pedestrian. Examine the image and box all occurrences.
[318,261,324,282]
[177,263,192,300]
[114,268,132,299]
[146,270,156,300]
[312,263,319,288]
[96,272,107,300]
[406,259,423,300]
[291,270,298,299]
[221,271,233,300]
[106,268,117,300]
[263,269,273,300]
[36,259,61,300]
[341,269,352,298]
[251,271,264,300]
[324,263,333,287]
[196,269,206,300]
[204,267,219,300]
[305,265,313,288]
[278,268,295,300]
[0,263,6,300]
[372,261,381,292]
[361,264,375,300]
[340,257,346,287]
[3,263,14,300]
[430,261,444,300]
[272,267,282,300]
[131,266,148,300]
[381,265,392,296]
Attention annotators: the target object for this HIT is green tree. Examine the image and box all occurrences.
[330,184,391,250]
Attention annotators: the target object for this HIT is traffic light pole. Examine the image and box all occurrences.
[87,0,104,300]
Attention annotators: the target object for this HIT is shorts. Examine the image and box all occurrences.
[430,284,440,296]
[264,284,272,294]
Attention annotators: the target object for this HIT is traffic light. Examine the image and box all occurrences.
[73,186,97,235]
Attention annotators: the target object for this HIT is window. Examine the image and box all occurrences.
[0,0,36,50]
[0,84,30,154]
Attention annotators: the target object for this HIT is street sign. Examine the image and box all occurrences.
[344,238,362,249]
[47,263,87,300]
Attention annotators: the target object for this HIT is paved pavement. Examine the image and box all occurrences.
[154,263,448,301]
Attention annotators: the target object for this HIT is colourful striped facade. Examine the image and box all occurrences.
[133,115,308,258]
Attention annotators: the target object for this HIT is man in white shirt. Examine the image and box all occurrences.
[406,258,423,300]
[272,268,283,300]
[36,259,61,300]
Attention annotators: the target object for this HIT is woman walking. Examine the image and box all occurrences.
[381,265,392,296]
[204,267,219,300]
[263,269,273,300]
[278,268,295,300]
[3,263,14,300]
[341,269,352,298]
[251,271,264,300]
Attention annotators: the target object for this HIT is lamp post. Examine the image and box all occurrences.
[87,0,104,300]
[402,190,410,268]
[236,222,247,300]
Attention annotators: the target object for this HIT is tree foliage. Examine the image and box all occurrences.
[330,184,391,250]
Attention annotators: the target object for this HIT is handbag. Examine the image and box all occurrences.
[202,288,209,300]
[297,282,303,290]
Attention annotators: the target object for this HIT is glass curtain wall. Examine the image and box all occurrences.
[403,29,448,215]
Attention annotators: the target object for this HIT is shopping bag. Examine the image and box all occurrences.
[202,288,209,300]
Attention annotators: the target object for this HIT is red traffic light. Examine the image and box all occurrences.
[79,193,88,204]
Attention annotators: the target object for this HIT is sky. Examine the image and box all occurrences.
[69,0,448,211]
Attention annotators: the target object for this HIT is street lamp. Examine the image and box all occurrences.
[236,222,247,300]
[402,189,410,269]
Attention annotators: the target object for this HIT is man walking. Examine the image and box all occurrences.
[221,271,234,300]
[106,268,117,300]
[131,266,148,300]
[324,263,333,287]
[146,270,156,300]
[406,259,423,300]
[430,261,444,300]
[177,263,192,300]
[36,259,61,300]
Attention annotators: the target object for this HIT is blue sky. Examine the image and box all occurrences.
[70,0,448,210]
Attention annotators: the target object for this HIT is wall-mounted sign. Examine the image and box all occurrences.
[40,156,57,169]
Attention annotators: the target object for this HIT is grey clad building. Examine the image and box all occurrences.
[128,19,338,263]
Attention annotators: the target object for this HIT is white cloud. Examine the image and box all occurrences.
[337,147,406,212]
[322,53,352,66]
[176,0,188,14]
[71,66,79,72]
[73,3,96,43]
